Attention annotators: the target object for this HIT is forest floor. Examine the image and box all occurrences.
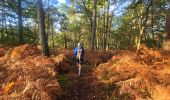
[55,47,170,100]
[56,49,114,100]
[56,64,105,100]
[0,44,170,100]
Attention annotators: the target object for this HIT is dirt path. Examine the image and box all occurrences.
[57,64,106,100]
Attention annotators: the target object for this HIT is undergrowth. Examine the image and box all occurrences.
[58,74,70,88]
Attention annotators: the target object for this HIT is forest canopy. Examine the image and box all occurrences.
[0,0,169,50]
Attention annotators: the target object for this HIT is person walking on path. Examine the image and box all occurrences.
[73,43,84,77]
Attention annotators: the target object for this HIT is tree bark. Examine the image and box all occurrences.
[163,8,170,50]
[18,0,24,44]
[1,1,4,40]
[105,0,110,50]
[4,9,7,39]
[103,0,106,49]
[51,21,55,49]
[136,0,153,52]
[36,0,50,57]
[151,4,154,42]
[47,0,50,40]
[63,32,67,48]
[166,8,170,39]
[90,0,97,50]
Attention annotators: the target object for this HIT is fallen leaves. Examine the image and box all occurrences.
[0,82,15,95]
[94,48,170,99]
[1,44,170,99]
[0,44,70,99]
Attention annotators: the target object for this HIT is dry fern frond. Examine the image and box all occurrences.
[2,82,15,95]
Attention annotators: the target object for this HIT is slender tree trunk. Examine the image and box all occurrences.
[73,33,76,48]
[90,0,97,50]
[130,25,133,47]
[103,0,106,49]
[96,12,100,50]
[29,28,31,42]
[34,5,38,44]
[33,20,36,42]
[136,0,153,52]
[1,11,4,40]
[166,8,170,39]
[151,5,154,42]
[95,14,98,49]
[9,18,14,44]
[51,22,55,49]
[47,0,50,41]
[36,0,50,57]
[105,0,110,50]
[26,13,31,43]
[137,24,144,51]
[63,32,67,48]
[108,12,113,49]
[1,1,4,40]
[18,0,24,44]
[4,10,8,39]
[11,20,15,44]
[163,8,170,50]
[9,19,11,41]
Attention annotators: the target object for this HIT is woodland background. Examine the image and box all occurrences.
[0,0,169,52]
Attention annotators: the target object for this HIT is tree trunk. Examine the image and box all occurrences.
[4,10,8,39]
[33,20,36,42]
[166,8,170,39]
[47,0,50,40]
[90,0,97,50]
[96,12,100,50]
[103,0,106,49]
[108,12,113,49]
[151,5,154,42]
[163,8,170,50]
[1,1,4,40]
[136,0,153,52]
[36,0,50,57]
[64,32,67,48]
[33,5,38,44]
[51,21,55,49]
[137,25,144,51]
[105,0,110,50]
[18,0,24,44]
[130,25,133,47]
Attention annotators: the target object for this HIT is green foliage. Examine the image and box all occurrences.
[58,74,70,87]
[101,84,116,95]
[116,0,168,49]
[0,0,168,49]
[119,93,132,100]
[101,70,117,80]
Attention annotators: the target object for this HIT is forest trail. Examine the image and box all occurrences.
[56,48,170,100]
[0,44,114,99]
[1,44,170,99]
[57,63,105,100]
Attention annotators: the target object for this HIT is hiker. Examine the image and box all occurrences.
[73,42,84,77]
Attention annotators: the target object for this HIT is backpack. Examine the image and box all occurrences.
[73,47,84,59]
[77,48,83,59]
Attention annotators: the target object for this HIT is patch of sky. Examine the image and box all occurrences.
[58,0,65,4]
